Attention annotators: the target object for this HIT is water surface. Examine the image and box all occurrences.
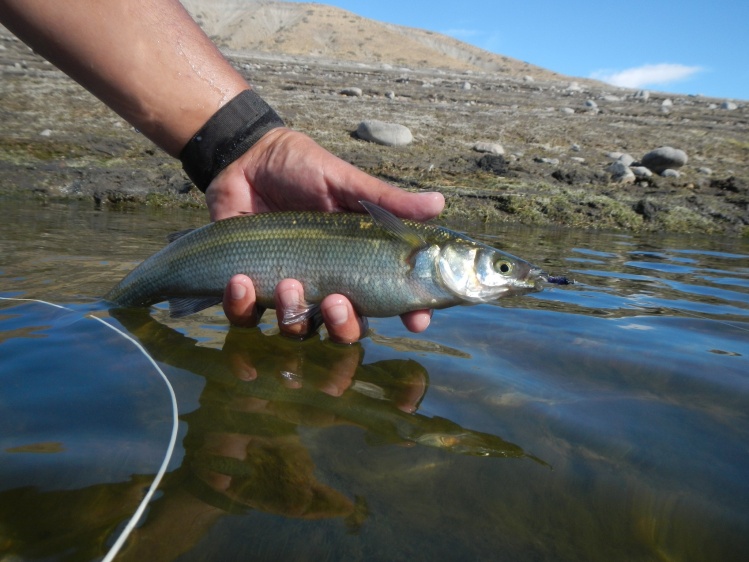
[1,198,748,561]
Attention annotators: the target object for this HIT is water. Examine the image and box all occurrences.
[1,198,748,561]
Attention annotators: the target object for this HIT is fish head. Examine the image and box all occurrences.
[414,417,526,458]
[438,241,544,302]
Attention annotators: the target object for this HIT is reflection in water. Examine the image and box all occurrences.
[0,304,539,561]
[2,201,749,561]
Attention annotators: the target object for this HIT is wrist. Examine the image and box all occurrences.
[179,89,286,192]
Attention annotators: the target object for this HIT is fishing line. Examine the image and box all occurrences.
[0,296,179,561]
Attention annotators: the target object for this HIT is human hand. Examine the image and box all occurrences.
[206,128,445,343]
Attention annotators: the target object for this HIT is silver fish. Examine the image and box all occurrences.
[106,202,545,320]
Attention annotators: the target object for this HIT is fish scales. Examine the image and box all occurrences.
[105,204,544,319]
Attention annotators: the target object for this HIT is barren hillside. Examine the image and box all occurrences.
[181,0,566,80]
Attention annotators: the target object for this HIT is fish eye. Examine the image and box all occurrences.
[495,260,513,275]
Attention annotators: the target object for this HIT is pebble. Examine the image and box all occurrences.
[570,156,586,163]
[641,146,688,173]
[535,157,560,165]
[571,143,582,152]
[607,161,636,183]
[356,120,413,146]
[473,142,505,156]
[560,107,575,115]
[385,91,396,99]
[612,153,635,167]
[340,87,363,97]
[39,129,52,137]
[585,100,598,109]
[698,167,713,175]
[661,169,681,178]
[462,81,472,90]
[631,166,653,178]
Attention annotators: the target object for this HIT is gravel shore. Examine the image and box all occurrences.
[1,28,747,235]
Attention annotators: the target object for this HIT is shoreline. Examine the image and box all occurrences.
[1,30,747,236]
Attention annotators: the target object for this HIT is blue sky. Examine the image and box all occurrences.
[287,0,748,101]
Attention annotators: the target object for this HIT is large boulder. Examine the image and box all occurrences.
[641,146,688,174]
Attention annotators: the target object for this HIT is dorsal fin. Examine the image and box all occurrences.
[360,201,426,247]
[166,228,195,243]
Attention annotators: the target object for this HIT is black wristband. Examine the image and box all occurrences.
[179,89,285,192]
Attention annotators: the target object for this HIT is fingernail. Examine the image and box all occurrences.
[230,282,247,300]
[326,301,349,326]
[279,287,299,308]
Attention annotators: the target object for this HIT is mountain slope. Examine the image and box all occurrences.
[181,0,565,79]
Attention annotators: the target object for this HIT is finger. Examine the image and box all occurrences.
[400,309,433,333]
[318,343,363,396]
[321,294,367,344]
[329,161,445,221]
[223,274,260,327]
[275,279,312,338]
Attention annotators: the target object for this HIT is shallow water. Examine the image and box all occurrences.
[1,198,748,562]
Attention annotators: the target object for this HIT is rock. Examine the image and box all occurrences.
[39,129,52,137]
[710,176,746,192]
[697,167,712,175]
[633,90,650,101]
[461,81,472,90]
[617,153,635,166]
[340,87,363,97]
[476,154,509,175]
[607,161,635,183]
[601,95,620,102]
[661,169,681,178]
[523,75,534,82]
[585,100,598,109]
[661,98,673,107]
[535,157,560,165]
[560,107,575,115]
[570,156,586,163]
[631,166,653,178]
[473,142,505,156]
[567,81,582,92]
[355,120,413,146]
[633,199,660,220]
[385,91,396,99]
[721,101,738,110]
[641,146,688,173]
[571,143,582,152]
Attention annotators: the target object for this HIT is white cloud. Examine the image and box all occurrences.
[591,63,704,89]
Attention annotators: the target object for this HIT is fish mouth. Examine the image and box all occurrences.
[527,267,548,291]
